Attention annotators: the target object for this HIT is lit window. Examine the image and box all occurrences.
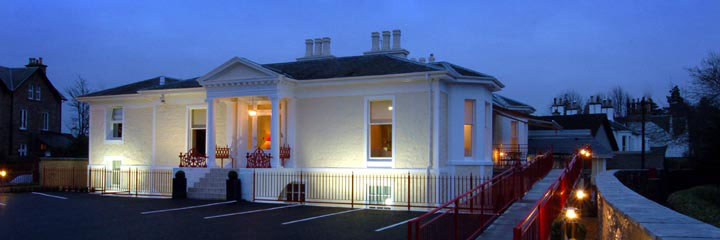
[18,144,28,156]
[108,107,123,140]
[20,109,28,130]
[35,85,41,101]
[369,100,392,158]
[28,85,34,100]
[189,109,207,154]
[42,112,49,131]
[464,100,475,157]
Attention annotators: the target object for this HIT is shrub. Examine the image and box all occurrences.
[667,185,720,227]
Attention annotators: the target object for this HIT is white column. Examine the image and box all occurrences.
[270,96,281,168]
[287,97,297,168]
[238,100,248,167]
[206,98,217,168]
[225,100,237,168]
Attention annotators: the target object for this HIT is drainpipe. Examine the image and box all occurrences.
[427,73,433,172]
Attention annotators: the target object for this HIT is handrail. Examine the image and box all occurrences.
[408,151,554,240]
[512,154,584,240]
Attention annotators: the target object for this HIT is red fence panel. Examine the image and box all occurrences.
[407,152,554,240]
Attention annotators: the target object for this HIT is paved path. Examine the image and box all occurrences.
[477,169,563,240]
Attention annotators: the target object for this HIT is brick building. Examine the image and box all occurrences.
[0,58,66,163]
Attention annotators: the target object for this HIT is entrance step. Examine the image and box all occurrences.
[186,168,235,200]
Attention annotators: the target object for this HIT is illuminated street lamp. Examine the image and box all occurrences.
[0,170,6,178]
[575,189,586,200]
[564,207,580,240]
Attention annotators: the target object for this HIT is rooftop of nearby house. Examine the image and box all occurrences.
[530,114,619,151]
[0,58,66,100]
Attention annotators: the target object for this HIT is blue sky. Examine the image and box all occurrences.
[2,0,719,132]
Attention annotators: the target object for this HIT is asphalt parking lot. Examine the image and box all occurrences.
[0,192,422,240]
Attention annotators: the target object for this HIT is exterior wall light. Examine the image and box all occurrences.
[565,208,578,221]
[388,105,393,111]
[0,170,6,177]
[248,110,257,116]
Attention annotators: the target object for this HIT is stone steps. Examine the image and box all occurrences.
[186,169,235,200]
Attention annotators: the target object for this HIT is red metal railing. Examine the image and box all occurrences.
[253,169,490,210]
[407,152,554,240]
[512,154,584,240]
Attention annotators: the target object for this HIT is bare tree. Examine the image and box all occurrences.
[688,51,720,103]
[66,76,91,137]
[608,86,632,117]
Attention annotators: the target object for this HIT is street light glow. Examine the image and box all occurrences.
[0,170,6,177]
[565,208,578,220]
[576,189,586,200]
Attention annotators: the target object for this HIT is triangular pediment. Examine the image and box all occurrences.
[198,57,279,86]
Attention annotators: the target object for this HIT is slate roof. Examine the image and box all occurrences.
[82,54,499,97]
[82,76,184,97]
[0,66,41,90]
[492,94,535,113]
[531,114,619,151]
[429,62,494,78]
[262,54,442,80]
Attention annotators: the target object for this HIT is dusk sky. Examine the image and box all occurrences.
[2,0,719,132]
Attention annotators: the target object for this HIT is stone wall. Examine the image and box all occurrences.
[596,170,720,239]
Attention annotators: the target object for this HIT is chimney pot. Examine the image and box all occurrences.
[371,32,380,51]
[381,31,391,50]
[428,53,435,62]
[304,39,313,57]
[419,57,426,63]
[159,76,166,85]
[314,38,323,56]
[322,37,331,56]
[392,29,401,49]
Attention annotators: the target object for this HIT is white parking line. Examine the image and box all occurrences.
[204,204,301,219]
[0,202,5,206]
[374,217,417,232]
[141,200,237,215]
[31,192,68,200]
[282,208,364,225]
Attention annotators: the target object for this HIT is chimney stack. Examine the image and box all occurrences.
[419,57,426,63]
[322,37,331,56]
[159,76,166,85]
[428,53,435,62]
[371,32,380,51]
[392,30,401,49]
[304,39,313,57]
[381,31,391,50]
[314,38,323,56]
[25,57,48,72]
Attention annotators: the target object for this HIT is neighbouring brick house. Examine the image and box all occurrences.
[0,58,67,163]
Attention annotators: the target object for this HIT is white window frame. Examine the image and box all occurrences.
[464,99,475,159]
[35,85,41,101]
[185,105,208,152]
[20,109,28,130]
[42,112,49,131]
[364,96,395,168]
[18,143,28,156]
[186,106,208,152]
[105,107,124,143]
[27,85,34,100]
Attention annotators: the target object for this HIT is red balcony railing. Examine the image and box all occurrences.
[407,152,554,240]
[512,153,584,240]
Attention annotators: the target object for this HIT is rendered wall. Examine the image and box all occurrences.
[89,107,153,166]
[295,92,430,169]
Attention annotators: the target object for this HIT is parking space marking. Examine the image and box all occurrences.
[374,217,417,232]
[204,204,301,219]
[282,208,364,225]
[0,202,5,206]
[31,192,68,200]
[141,200,237,215]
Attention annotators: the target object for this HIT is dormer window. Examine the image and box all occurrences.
[28,85,34,100]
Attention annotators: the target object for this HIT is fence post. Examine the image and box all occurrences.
[407,172,411,211]
[351,171,354,209]
[470,173,474,213]
[136,168,139,197]
[72,166,75,190]
[128,168,131,193]
[252,169,256,202]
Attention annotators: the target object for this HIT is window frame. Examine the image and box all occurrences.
[41,112,49,131]
[365,96,395,168]
[186,105,208,153]
[20,109,28,130]
[18,143,28,157]
[35,85,41,101]
[27,85,34,100]
[105,107,124,143]
[463,99,475,159]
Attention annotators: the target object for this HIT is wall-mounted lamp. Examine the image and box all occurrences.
[388,105,393,111]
